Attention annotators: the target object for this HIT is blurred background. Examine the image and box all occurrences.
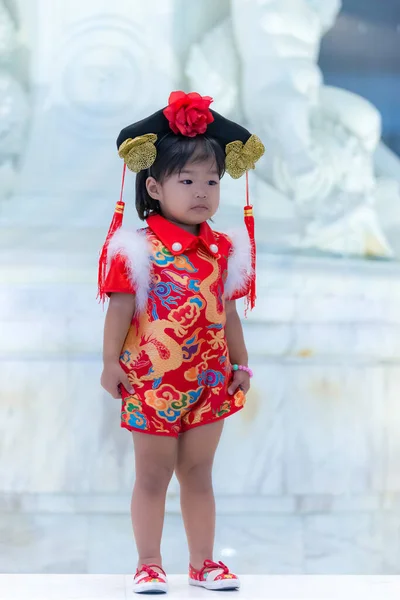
[0,0,400,575]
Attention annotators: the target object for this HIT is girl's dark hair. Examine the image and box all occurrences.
[135,134,225,220]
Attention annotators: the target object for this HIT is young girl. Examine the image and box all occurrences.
[98,91,264,594]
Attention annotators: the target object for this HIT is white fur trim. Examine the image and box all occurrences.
[106,227,152,314]
[224,228,253,299]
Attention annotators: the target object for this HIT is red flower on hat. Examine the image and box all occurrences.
[163,91,214,137]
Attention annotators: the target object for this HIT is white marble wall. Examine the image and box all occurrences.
[2,245,400,497]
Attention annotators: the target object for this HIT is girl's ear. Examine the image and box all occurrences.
[146,176,162,200]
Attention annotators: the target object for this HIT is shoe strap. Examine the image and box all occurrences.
[136,564,166,580]
[200,560,229,580]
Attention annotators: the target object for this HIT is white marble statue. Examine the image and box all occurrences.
[0,0,29,200]
[15,0,179,199]
[186,0,398,258]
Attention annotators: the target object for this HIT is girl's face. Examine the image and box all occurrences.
[146,158,221,229]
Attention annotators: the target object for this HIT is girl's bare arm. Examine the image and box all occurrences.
[101,293,136,398]
[225,299,250,394]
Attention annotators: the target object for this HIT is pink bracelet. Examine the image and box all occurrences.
[232,364,253,378]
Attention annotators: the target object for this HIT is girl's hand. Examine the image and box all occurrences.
[228,370,251,396]
[101,362,134,399]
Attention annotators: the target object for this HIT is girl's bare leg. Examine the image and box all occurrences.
[175,421,224,570]
[131,432,178,569]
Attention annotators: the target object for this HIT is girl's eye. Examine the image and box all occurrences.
[208,180,219,186]
[180,179,192,185]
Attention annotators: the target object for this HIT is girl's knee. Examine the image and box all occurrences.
[136,463,174,495]
[175,460,213,492]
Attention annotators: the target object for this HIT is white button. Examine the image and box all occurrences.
[172,242,182,252]
[210,244,219,253]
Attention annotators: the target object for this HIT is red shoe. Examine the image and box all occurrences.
[133,564,168,594]
[189,560,240,590]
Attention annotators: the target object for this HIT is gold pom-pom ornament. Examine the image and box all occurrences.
[118,134,158,172]
[225,134,265,179]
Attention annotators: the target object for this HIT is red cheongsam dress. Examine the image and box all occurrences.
[102,213,252,437]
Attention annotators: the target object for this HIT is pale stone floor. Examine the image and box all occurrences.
[1,574,400,600]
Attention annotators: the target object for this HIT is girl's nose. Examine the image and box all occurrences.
[195,189,207,199]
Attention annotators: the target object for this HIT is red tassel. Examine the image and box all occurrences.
[244,172,256,314]
[97,164,126,304]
